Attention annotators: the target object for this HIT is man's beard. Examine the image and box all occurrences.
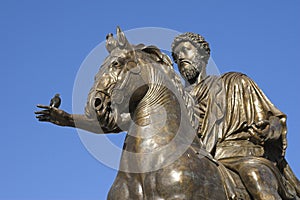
[178,54,204,85]
[178,58,203,85]
[180,64,200,84]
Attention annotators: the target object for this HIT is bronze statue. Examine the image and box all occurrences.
[172,32,300,200]
[35,27,299,199]
[36,27,234,199]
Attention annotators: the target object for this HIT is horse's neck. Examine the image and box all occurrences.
[127,80,194,152]
[121,81,202,171]
[133,79,181,125]
[119,65,202,172]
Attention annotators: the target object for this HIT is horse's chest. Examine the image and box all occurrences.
[110,162,201,199]
[144,169,198,199]
[118,152,203,198]
[110,151,226,200]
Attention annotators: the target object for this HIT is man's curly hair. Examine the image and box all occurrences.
[171,32,210,64]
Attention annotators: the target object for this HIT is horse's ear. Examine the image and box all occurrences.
[106,33,117,53]
[116,26,131,49]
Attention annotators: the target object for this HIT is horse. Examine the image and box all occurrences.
[86,27,230,200]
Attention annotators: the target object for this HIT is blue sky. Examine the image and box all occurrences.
[0,0,299,199]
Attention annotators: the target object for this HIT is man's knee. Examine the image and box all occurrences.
[239,164,281,199]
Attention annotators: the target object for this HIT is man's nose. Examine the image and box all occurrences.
[178,50,189,60]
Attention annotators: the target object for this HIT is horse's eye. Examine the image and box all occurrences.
[112,61,119,67]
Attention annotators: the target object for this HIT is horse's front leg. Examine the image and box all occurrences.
[108,172,144,200]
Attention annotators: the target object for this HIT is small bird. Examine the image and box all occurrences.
[50,93,61,108]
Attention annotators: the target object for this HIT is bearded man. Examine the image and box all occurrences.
[172,32,300,200]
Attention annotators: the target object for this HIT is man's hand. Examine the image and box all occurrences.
[35,104,74,127]
[267,116,283,140]
[251,116,283,141]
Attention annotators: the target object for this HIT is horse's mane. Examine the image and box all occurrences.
[135,44,198,130]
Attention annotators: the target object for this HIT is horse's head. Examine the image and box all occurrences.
[90,27,173,131]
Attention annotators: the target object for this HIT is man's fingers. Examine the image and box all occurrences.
[255,120,270,128]
[34,110,50,115]
[37,104,51,109]
[36,115,50,121]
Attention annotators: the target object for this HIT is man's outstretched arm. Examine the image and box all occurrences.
[35,104,122,134]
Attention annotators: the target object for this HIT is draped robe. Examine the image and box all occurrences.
[189,72,299,198]
[190,72,286,160]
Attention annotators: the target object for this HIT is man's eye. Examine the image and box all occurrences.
[183,46,191,51]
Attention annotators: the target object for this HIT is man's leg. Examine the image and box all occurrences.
[238,163,281,200]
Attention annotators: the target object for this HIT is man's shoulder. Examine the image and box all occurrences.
[188,72,256,96]
[221,71,248,79]
[220,71,256,86]
[198,72,252,84]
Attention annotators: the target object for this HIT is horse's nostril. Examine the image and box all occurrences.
[95,98,102,108]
